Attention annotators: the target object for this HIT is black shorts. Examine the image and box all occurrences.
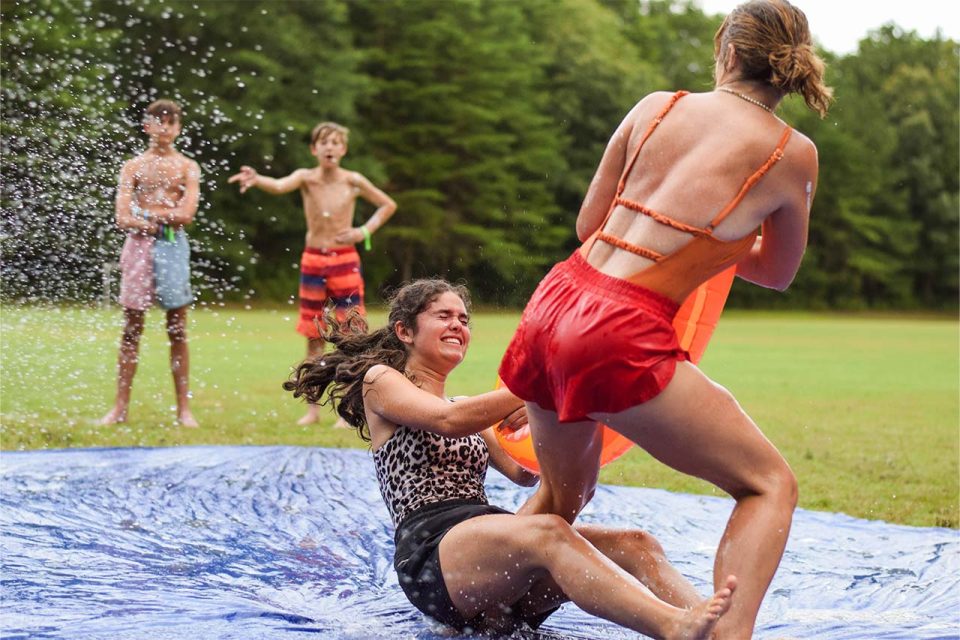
[393,499,560,632]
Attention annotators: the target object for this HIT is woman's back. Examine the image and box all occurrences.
[581,90,816,301]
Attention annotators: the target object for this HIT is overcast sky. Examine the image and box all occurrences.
[695,0,959,54]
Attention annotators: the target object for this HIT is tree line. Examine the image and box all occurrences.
[2,0,956,309]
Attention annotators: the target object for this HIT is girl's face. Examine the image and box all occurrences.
[405,291,471,369]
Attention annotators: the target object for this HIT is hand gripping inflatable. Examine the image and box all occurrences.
[495,266,736,473]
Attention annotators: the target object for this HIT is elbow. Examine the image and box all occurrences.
[773,280,792,292]
[746,252,802,292]
[575,222,591,243]
[761,272,796,292]
[436,414,470,439]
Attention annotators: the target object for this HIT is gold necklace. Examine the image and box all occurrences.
[717,87,774,113]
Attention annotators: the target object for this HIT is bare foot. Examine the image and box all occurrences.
[177,409,199,428]
[297,405,321,426]
[667,575,737,640]
[331,416,352,430]
[98,406,127,425]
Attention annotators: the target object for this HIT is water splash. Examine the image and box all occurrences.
[2,446,957,639]
[2,0,262,306]
[1,0,278,430]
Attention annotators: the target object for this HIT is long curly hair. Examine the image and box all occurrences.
[282,278,471,441]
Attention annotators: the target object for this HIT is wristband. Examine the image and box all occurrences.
[360,225,372,251]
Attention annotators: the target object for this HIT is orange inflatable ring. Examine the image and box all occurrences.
[494,266,736,473]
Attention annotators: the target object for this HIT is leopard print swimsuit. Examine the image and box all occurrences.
[373,424,489,526]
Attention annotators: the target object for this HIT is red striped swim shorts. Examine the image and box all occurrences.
[297,246,365,339]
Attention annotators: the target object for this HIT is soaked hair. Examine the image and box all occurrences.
[282,279,471,441]
[310,121,349,147]
[144,99,182,123]
[715,0,833,117]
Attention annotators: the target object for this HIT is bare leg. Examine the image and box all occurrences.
[297,337,326,425]
[166,306,197,428]
[439,513,735,639]
[590,362,798,639]
[576,525,703,609]
[516,411,701,610]
[499,523,702,628]
[516,412,603,522]
[99,308,145,425]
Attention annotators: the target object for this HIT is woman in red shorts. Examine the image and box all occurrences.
[286,279,735,639]
[499,1,831,637]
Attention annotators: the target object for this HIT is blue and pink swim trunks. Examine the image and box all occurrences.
[118,230,193,311]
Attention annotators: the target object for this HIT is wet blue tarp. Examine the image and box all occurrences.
[2,446,957,639]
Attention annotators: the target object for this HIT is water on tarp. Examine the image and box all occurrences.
[1,446,957,639]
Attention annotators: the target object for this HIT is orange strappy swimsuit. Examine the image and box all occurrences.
[499,91,792,422]
[581,90,792,303]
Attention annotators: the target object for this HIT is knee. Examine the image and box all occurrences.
[778,463,799,509]
[599,529,668,569]
[534,482,595,523]
[739,460,798,510]
[763,457,798,509]
[618,529,666,560]
[166,322,186,343]
[527,514,581,552]
[121,323,143,345]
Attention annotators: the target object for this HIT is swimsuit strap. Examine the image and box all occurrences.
[612,198,712,238]
[581,107,792,270]
[616,91,690,197]
[593,232,664,261]
[581,91,689,258]
[706,126,793,231]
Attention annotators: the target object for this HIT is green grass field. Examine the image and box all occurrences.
[2,305,957,528]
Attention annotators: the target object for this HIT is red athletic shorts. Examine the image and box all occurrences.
[499,250,688,422]
[297,246,365,339]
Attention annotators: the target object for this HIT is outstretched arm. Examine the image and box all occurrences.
[363,365,521,439]
[228,166,306,195]
[333,172,397,246]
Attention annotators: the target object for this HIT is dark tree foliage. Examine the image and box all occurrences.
[2,0,956,309]
[348,0,568,305]
[1,0,131,302]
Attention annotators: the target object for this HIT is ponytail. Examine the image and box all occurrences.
[768,42,833,117]
[716,0,833,117]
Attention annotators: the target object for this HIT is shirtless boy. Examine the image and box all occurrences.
[229,122,397,425]
[100,99,200,428]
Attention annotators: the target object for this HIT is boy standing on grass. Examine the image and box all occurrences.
[229,122,397,426]
[100,99,200,428]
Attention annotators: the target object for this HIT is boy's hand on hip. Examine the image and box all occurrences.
[334,227,364,245]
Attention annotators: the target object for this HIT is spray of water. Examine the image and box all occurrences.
[1,0,275,441]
